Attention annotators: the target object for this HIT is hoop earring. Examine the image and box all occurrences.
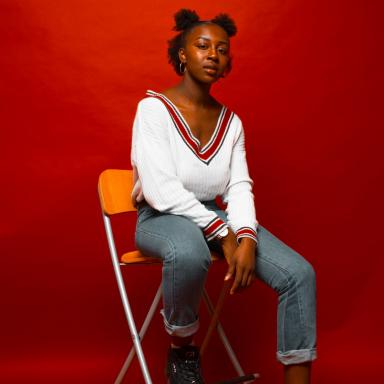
[179,62,186,74]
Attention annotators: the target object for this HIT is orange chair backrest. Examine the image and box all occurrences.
[98,169,136,215]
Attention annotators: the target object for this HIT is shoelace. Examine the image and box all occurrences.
[177,358,203,383]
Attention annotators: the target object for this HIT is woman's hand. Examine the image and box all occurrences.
[220,229,238,265]
[224,237,257,295]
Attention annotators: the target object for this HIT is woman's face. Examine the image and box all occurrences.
[179,23,230,83]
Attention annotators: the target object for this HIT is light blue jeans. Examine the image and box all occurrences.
[135,201,317,365]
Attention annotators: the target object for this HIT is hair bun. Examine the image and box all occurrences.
[173,9,200,31]
[211,13,237,37]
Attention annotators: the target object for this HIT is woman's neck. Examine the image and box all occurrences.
[175,75,214,108]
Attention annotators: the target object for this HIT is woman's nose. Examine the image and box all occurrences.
[208,48,218,60]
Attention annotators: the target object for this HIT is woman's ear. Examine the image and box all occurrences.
[178,48,187,64]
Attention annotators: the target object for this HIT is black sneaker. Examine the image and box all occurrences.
[166,345,205,383]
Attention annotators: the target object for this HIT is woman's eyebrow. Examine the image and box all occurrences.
[194,36,229,45]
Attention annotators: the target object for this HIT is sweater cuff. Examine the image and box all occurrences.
[236,227,258,244]
[203,217,228,242]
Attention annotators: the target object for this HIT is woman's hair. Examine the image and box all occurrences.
[168,9,237,76]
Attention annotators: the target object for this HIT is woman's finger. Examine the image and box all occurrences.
[241,269,249,288]
[230,267,240,294]
[225,256,236,281]
[246,273,254,287]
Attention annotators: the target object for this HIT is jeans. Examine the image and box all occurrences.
[135,200,317,365]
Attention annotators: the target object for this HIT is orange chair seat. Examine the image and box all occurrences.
[121,250,222,264]
[121,251,162,264]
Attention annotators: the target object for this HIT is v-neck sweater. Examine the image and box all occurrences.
[131,90,258,243]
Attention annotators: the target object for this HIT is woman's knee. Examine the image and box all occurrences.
[173,236,212,272]
[289,258,316,294]
[274,257,316,294]
[298,259,316,285]
[158,223,211,272]
[137,214,211,269]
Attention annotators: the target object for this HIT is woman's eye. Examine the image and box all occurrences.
[198,44,207,49]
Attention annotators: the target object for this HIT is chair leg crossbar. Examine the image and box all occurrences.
[114,275,260,384]
[202,286,260,384]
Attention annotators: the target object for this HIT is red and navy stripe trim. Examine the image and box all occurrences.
[236,227,258,243]
[203,217,228,241]
[146,90,233,165]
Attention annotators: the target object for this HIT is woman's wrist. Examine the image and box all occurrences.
[219,229,237,248]
[238,237,257,251]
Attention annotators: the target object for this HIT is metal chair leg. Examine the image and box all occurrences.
[115,283,162,384]
[103,214,153,384]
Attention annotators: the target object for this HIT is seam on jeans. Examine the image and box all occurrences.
[136,227,177,322]
[296,276,306,347]
[257,230,308,350]
[257,256,295,352]
[172,236,177,321]
[281,280,289,352]
[257,228,311,351]
[257,227,309,350]
[270,262,306,350]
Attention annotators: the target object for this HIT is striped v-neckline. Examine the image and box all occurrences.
[146,90,234,165]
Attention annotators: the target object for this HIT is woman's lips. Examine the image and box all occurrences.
[204,67,218,75]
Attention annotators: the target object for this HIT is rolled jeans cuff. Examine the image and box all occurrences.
[160,309,200,337]
[277,348,317,365]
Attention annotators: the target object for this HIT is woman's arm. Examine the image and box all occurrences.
[222,119,258,242]
[221,118,258,293]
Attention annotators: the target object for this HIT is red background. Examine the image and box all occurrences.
[1,0,383,382]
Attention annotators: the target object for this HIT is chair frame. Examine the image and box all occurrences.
[98,169,259,384]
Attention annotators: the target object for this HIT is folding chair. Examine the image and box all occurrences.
[98,169,260,384]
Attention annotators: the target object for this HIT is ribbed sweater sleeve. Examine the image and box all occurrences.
[222,120,259,243]
[133,98,228,241]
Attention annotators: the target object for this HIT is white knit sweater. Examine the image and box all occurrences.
[131,90,258,243]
